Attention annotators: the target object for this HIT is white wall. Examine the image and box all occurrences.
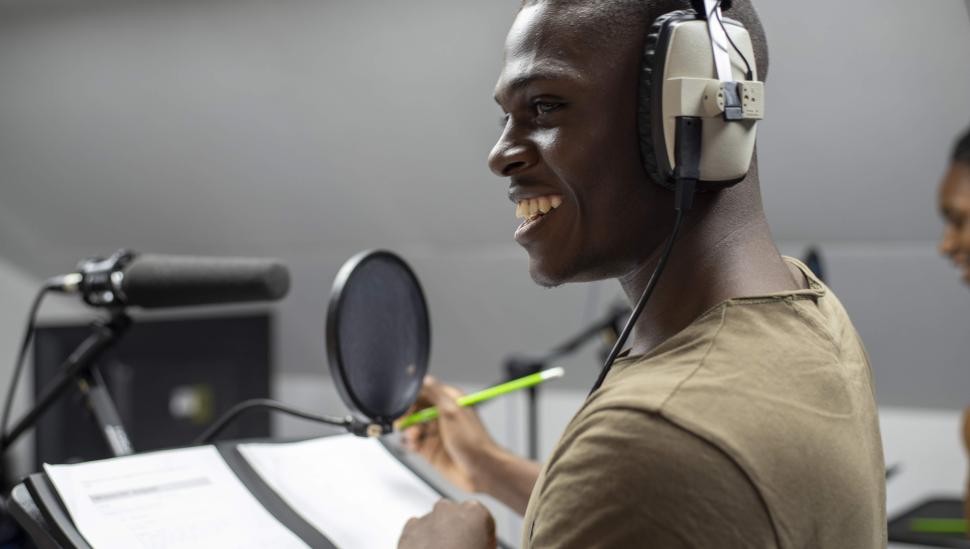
[0,1,969,543]
[0,0,969,468]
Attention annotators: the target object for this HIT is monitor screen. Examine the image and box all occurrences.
[33,313,272,468]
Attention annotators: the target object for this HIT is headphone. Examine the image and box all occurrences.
[591,0,765,393]
[638,0,764,193]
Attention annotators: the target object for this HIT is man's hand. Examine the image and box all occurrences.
[398,499,496,549]
[400,377,500,492]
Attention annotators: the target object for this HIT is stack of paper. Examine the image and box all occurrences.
[238,435,441,548]
[43,435,444,548]
[45,446,308,549]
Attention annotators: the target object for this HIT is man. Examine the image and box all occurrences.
[398,0,886,547]
[937,126,970,533]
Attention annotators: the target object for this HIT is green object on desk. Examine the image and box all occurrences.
[909,518,968,534]
[397,367,565,429]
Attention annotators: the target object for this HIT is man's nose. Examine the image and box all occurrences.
[488,127,538,177]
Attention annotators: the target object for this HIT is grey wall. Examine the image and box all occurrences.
[755,0,970,408]
[0,0,969,412]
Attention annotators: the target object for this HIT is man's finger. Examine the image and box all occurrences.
[422,380,467,417]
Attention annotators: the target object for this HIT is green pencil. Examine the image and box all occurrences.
[909,518,968,534]
[397,367,565,429]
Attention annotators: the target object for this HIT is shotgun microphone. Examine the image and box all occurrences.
[49,250,290,309]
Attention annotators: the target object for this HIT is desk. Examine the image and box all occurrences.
[883,407,966,548]
[6,437,513,549]
[6,408,967,548]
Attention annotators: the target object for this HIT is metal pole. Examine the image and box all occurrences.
[77,369,133,457]
[1,313,133,455]
[527,386,538,460]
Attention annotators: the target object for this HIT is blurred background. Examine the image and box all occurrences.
[0,0,969,544]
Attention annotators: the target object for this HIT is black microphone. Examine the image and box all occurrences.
[49,250,290,309]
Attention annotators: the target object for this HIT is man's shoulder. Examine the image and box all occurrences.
[549,406,750,475]
[530,407,778,549]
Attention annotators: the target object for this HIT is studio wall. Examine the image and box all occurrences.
[0,0,968,428]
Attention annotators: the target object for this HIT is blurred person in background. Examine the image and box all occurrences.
[939,128,970,284]
[937,125,970,531]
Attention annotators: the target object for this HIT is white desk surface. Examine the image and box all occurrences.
[882,406,966,549]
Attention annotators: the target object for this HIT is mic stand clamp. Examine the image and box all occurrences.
[504,357,546,461]
[1,311,135,459]
[502,304,630,461]
[347,419,391,438]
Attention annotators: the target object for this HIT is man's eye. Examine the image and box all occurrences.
[534,101,563,115]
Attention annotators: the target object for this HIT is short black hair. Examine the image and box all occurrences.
[522,0,769,80]
[953,126,970,166]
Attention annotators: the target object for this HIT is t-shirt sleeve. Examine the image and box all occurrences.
[527,408,778,549]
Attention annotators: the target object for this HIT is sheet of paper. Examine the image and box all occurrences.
[44,446,308,549]
[238,435,442,549]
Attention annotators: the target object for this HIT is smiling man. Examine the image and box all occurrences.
[398,1,886,548]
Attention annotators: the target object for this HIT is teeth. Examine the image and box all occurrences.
[538,197,551,214]
[513,195,564,220]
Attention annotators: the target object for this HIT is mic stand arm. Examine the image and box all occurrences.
[77,368,133,456]
[504,305,629,460]
[1,312,134,458]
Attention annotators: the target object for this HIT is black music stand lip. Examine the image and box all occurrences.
[5,435,515,549]
[888,496,970,548]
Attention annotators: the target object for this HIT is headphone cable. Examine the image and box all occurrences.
[590,112,702,395]
[589,207,687,395]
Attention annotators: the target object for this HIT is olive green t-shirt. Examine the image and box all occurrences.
[521,258,886,548]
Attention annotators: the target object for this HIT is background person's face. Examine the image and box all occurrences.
[487,4,671,287]
[938,162,970,283]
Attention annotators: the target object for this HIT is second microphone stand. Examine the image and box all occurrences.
[1,311,134,462]
[502,305,628,460]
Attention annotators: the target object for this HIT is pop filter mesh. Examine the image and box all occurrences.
[330,253,429,422]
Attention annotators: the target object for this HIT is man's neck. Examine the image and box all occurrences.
[618,209,799,356]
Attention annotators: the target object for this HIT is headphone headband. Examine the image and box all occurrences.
[690,0,732,13]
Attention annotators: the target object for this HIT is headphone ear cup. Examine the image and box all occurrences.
[638,10,695,190]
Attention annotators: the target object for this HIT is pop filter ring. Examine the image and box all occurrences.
[326,250,430,434]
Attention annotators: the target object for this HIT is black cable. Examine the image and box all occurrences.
[712,0,754,81]
[590,111,702,396]
[0,283,54,487]
[589,207,688,395]
[1,285,53,447]
[194,399,351,445]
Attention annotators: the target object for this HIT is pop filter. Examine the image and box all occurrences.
[326,250,430,435]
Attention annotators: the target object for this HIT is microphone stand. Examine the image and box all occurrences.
[1,311,134,460]
[503,305,628,460]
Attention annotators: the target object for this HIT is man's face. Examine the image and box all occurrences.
[939,162,970,284]
[488,4,670,287]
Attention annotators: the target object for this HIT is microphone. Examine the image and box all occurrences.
[49,250,290,309]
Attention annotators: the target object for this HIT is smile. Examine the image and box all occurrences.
[514,195,563,220]
[514,194,563,241]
